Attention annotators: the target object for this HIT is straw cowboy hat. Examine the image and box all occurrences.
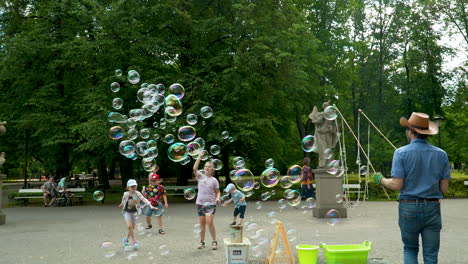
[400,112,439,135]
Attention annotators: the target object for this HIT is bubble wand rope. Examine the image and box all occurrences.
[358,109,397,150]
[333,105,391,200]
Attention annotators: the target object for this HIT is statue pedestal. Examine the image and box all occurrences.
[312,168,347,218]
[0,174,6,225]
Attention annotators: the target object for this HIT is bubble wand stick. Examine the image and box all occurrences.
[333,106,391,200]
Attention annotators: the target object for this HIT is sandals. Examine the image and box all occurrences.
[146,225,152,230]
[198,241,206,249]
[158,229,165,234]
[212,240,218,250]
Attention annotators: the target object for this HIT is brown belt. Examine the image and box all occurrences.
[398,198,439,203]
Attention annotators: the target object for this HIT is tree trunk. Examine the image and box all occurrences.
[109,159,116,180]
[119,157,133,187]
[98,157,110,189]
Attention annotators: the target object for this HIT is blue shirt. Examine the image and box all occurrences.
[231,190,247,208]
[391,139,451,199]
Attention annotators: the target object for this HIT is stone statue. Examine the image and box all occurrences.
[308,102,338,168]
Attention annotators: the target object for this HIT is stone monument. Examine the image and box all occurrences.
[0,121,6,225]
[308,103,347,218]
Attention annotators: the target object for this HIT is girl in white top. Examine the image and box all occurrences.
[193,155,221,250]
[119,179,157,250]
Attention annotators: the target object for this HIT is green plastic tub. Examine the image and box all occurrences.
[320,241,372,264]
[296,245,319,264]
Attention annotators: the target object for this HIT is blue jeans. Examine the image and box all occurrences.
[399,201,442,264]
[301,184,316,199]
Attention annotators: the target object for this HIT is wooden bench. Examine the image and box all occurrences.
[164,186,198,196]
[14,188,86,206]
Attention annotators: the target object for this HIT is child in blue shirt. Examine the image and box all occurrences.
[222,183,247,227]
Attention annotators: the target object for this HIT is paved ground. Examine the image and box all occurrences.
[0,200,467,264]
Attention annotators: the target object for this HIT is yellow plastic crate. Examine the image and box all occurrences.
[320,241,372,264]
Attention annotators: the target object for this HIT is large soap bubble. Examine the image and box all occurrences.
[167,143,188,162]
[260,168,280,188]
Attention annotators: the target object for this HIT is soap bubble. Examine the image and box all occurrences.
[278,199,287,210]
[336,194,343,203]
[168,83,185,99]
[245,191,254,197]
[221,131,229,139]
[136,141,149,156]
[110,82,120,92]
[286,229,297,242]
[233,169,254,192]
[194,137,206,149]
[260,168,280,188]
[140,128,150,139]
[286,190,301,207]
[177,126,196,142]
[112,98,123,109]
[260,192,271,201]
[212,159,223,170]
[128,70,140,84]
[167,143,187,162]
[327,160,342,176]
[254,182,261,190]
[109,126,124,140]
[200,106,213,118]
[159,244,170,256]
[325,209,341,226]
[324,149,333,159]
[115,69,123,76]
[306,197,316,208]
[153,122,159,128]
[187,142,202,156]
[201,203,215,215]
[184,188,197,200]
[164,95,183,117]
[119,140,136,156]
[228,136,235,143]
[279,176,293,189]
[127,129,137,140]
[287,165,302,184]
[93,190,104,201]
[199,150,209,161]
[301,135,316,152]
[186,114,198,125]
[210,145,221,155]
[156,83,165,94]
[265,158,274,168]
[233,156,245,168]
[255,201,262,210]
[127,119,137,129]
[108,112,128,123]
[324,105,338,120]
[164,134,175,144]
[359,165,368,175]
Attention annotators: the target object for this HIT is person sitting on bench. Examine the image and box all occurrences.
[41,176,58,207]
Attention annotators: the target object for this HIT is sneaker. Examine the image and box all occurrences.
[146,224,153,230]
[230,221,236,226]
[123,237,129,247]
[133,241,139,250]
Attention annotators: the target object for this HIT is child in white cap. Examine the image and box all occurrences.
[222,183,247,227]
[119,179,158,250]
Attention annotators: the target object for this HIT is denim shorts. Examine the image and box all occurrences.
[145,203,164,216]
[197,204,216,216]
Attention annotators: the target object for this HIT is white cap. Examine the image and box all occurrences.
[127,179,137,187]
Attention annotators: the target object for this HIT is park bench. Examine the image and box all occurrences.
[14,188,86,206]
[164,185,198,196]
[310,183,362,196]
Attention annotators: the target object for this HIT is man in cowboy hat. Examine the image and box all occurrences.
[374,112,451,264]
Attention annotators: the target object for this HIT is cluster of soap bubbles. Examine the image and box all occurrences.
[107,69,237,176]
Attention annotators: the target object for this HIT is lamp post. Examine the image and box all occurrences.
[434,115,443,148]
[23,122,31,189]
